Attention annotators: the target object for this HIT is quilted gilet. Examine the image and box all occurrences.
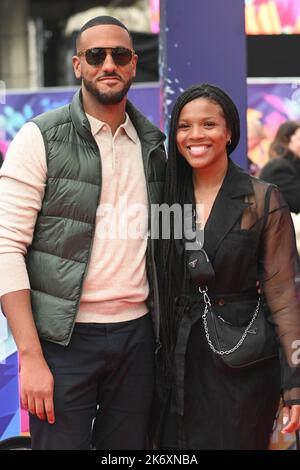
[27,89,166,346]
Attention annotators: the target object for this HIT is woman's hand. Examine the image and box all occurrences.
[281,405,300,434]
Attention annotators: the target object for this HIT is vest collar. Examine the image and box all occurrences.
[70,89,95,145]
[125,100,165,146]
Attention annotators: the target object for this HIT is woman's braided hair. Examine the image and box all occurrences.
[158,83,240,374]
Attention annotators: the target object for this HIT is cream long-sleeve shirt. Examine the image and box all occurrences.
[0,113,149,323]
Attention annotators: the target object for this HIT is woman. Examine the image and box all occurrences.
[260,120,300,214]
[158,83,300,450]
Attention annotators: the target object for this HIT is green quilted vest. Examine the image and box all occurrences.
[27,89,165,346]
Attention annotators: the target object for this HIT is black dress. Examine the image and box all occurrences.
[160,159,300,450]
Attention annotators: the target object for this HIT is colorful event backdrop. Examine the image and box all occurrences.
[247,80,300,169]
[2,82,300,165]
[0,85,160,157]
[245,0,300,34]
[1,80,299,445]
[152,0,300,35]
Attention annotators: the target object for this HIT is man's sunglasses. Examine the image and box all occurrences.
[77,47,134,66]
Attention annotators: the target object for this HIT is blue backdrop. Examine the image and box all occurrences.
[160,0,248,167]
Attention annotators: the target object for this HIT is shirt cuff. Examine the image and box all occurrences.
[0,253,30,297]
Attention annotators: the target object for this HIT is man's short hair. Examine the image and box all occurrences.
[76,16,133,49]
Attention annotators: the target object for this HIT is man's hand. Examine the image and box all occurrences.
[20,355,55,424]
[1,290,56,425]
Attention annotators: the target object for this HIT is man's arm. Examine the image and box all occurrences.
[1,290,55,423]
[0,122,55,423]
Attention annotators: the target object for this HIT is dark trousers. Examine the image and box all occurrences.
[30,314,155,450]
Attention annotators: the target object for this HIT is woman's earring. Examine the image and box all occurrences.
[227,138,232,146]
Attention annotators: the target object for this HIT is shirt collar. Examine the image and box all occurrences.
[121,113,138,143]
[86,112,138,143]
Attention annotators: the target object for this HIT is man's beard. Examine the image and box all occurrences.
[83,76,133,105]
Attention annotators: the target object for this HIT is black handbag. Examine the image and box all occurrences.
[187,247,278,368]
[198,285,278,368]
[186,185,278,368]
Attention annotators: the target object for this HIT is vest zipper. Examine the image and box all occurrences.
[144,141,164,352]
[66,142,102,346]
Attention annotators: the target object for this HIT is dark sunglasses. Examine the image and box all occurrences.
[77,47,134,66]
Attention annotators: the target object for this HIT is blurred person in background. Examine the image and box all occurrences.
[260,121,300,257]
[247,118,268,176]
[260,120,300,214]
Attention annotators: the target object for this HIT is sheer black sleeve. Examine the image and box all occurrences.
[262,187,300,403]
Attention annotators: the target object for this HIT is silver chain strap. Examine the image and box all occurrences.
[199,286,261,356]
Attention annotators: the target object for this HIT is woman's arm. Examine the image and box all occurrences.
[262,187,300,432]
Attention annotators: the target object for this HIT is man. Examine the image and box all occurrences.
[0,16,166,450]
